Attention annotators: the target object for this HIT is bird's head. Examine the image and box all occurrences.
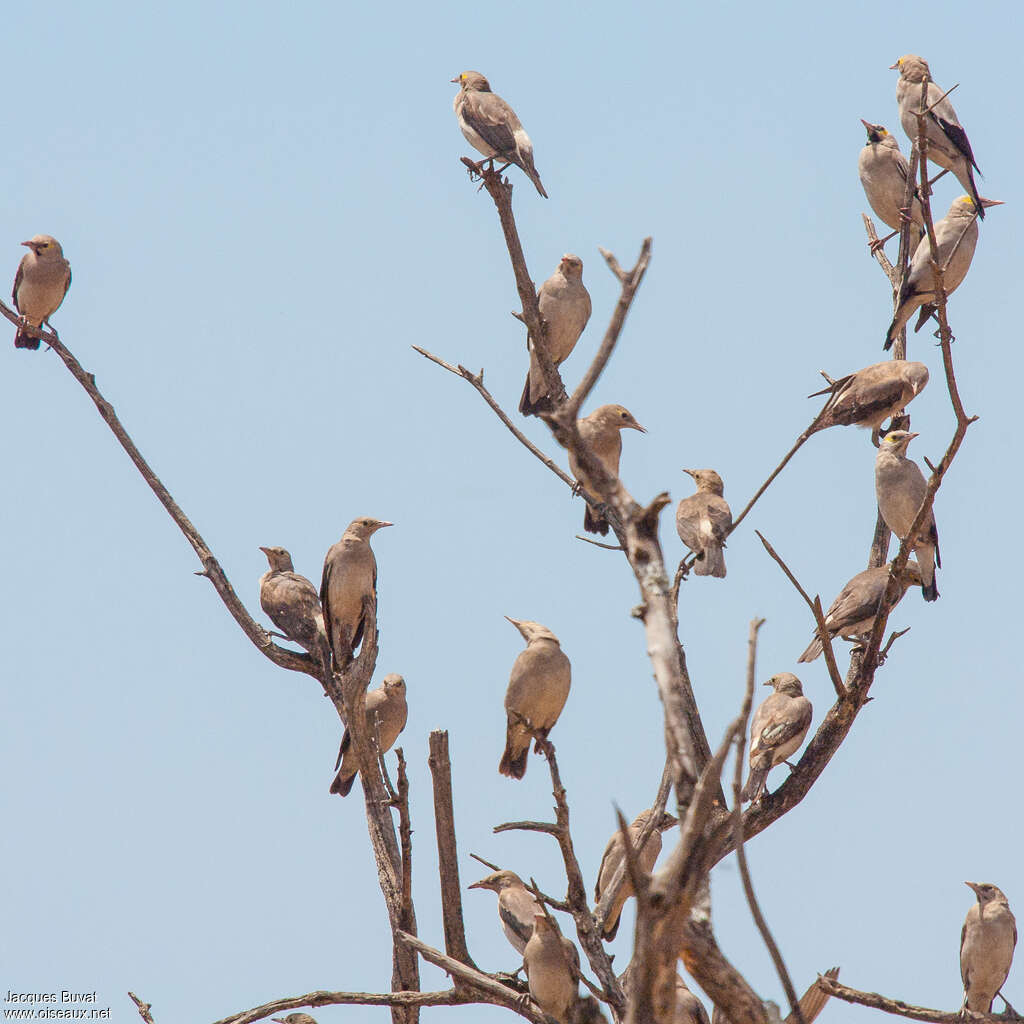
[591,404,645,434]
[558,253,584,280]
[879,429,919,455]
[966,881,1010,906]
[903,361,930,395]
[890,55,929,81]
[505,616,559,646]
[765,672,803,697]
[345,516,394,540]
[259,545,295,572]
[683,468,725,496]
[451,71,490,92]
[381,673,406,697]
[21,234,63,257]
[860,120,890,144]
[468,869,522,893]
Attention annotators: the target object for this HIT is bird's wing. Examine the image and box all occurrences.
[705,497,732,541]
[464,92,520,157]
[319,558,336,651]
[832,375,905,426]
[12,259,24,310]
[758,706,809,752]
[932,114,980,172]
[63,263,72,300]
[594,834,620,902]
[499,902,534,949]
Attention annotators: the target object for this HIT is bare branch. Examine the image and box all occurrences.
[470,852,502,872]
[211,988,466,1024]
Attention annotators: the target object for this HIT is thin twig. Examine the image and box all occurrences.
[470,852,501,872]
[211,988,467,1024]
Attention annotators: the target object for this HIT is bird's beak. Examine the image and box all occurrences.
[682,468,696,478]
[980,198,1005,208]
[450,75,460,84]
[468,879,488,890]
[258,546,271,555]
[860,118,872,129]
[888,61,900,70]
[631,422,647,433]
[20,240,35,251]
[965,881,981,894]
[763,680,773,687]
[906,432,920,441]
[504,615,522,627]
[377,521,394,529]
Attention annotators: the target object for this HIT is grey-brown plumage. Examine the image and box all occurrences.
[595,809,677,941]
[520,254,592,415]
[568,404,646,535]
[523,914,577,1023]
[676,469,732,578]
[12,235,71,350]
[320,517,392,672]
[885,195,1002,349]
[468,869,540,954]
[272,1015,319,1024]
[892,55,983,215]
[811,360,929,434]
[741,674,812,803]
[858,120,924,253]
[452,71,548,198]
[500,617,571,779]
[875,431,940,601]
[619,968,710,1024]
[259,546,331,672]
[961,882,1017,1014]
[330,673,407,796]
[797,561,922,663]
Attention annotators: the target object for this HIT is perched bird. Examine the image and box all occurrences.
[500,617,571,779]
[12,235,71,350]
[875,431,940,601]
[320,517,392,671]
[858,120,924,253]
[675,469,732,578]
[595,809,677,941]
[810,360,929,435]
[740,674,813,803]
[568,404,646,536]
[258,546,331,672]
[451,71,548,198]
[797,561,922,663]
[892,55,983,215]
[960,882,1017,1014]
[885,195,1002,349]
[330,673,407,796]
[468,869,541,954]
[272,1016,319,1024]
[523,914,577,1023]
[672,978,711,1024]
[520,254,592,416]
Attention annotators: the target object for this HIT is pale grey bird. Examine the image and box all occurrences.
[523,914,577,1023]
[568,404,646,536]
[858,120,924,253]
[451,71,548,198]
[12,235,71,350]
[961,882,1017,1015]
[320,517,392,671]
[676,469,732,578]
[885,195,1002,349]
[797,561,923,663]
[810,360,929,435]
[258,546,331,673]
[594,809,677,941]
[500,617,571,779]
[741,674,813,803]
[875,431,940,601]
[468,869,541,954]
[330,673,407,796]
[520,254,592,416]
[892,55,983,215]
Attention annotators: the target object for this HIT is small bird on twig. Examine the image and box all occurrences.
[12,235,71,350]
[858,120,924,254]
[330,673,407,796]
[675,469,732,578]
[960,881,1016,1015]
[468,869,541,954]
[258,546,331,673]
[810,360,929,436]
[741,673,812,803]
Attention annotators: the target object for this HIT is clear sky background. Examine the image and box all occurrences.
[2,2,1019,1022]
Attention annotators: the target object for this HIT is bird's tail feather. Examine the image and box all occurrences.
[695,545,726,578]
[741,766,768,803]
[14,328,39,350]
[583,505,609,536]
[499,731,530,780]
[797,637,823,663]
[330,769,356,797]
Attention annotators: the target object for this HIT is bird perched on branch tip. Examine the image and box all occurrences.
[12,235,71,350]
[676,469,732,578]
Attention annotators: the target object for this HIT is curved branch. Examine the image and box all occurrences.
[815,976,1012,1024]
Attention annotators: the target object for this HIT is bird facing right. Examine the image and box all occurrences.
[741,673,812,803]
[874,431,940,601]
[960,882,1017,1014]
[810,360,929,435]
[330,673,408,796]
[12,235,71,350]
[675,469,732,578]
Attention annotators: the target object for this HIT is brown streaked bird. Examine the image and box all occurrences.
[451,71,548,198]
[858,120,924,254]
[523,914,577,1023]
[12,235,71,350]
[500,617,571,779]
[676,469,732,578]
[810,360,929,435]
[330,673,407,797]
[468,869,541,954]
[258,546,331,674]
[520,254,592,416]
[740,674,812,803]
[595,809,677,941]
[797,561,922,663]
[320,517,392,672]
[961,882,1017,1015]
[568,404,646,536]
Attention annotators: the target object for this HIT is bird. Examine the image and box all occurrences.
[500,617,571,779]
[594,809,677,941]
[809,360,929,435]
[523,913,577,1023]
[676,469,732,578]
[858,120,924,254]
[874,431,940,601]
[520,254,592,416]
[271,1016,319,1024]
[740,674,813,803]
[960,882,1017,1014]
[885,195,1002,349]
[797,561,922,663]
[468,869,541,954]
[451,71,548,198]
[12,235,71,350]
[568,404,646,535]
[330,673,407,796]
[258,546,331,673]
[320,517,392,672]
[618,967,710,1024]
[892,55,983,215]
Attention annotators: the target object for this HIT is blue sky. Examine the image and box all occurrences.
[2,1,1019,1022]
